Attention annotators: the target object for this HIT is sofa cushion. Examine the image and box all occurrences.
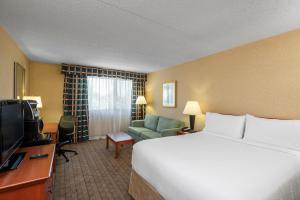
[144,114,159,131]
[156,117,182,132]
[128,127,152,137]
[140,131,162,140]
[131,120,144,127]
[127,132,143,142]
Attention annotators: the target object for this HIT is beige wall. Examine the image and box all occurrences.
[0,27,30,99]
[146,29,300,130]
[0,26,63,123]
[29,62,64,123]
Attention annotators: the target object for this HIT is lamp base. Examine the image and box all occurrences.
[189,115,195,130]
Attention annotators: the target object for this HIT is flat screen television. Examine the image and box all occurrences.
[0,100,24,169]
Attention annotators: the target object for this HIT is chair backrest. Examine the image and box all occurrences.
[156,116,185,132]
[144,114,159,131]
[58,116,76,142]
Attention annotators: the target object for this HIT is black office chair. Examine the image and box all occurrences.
[57,116,78,162]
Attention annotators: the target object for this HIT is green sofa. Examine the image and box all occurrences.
[127,114,185,142]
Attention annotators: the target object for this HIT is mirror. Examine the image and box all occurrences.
[14,62,25,99]
[162,81,176,107]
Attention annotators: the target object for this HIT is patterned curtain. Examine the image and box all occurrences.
[61,64,147,141]
[63,73,89,142]
[132,80,146,120]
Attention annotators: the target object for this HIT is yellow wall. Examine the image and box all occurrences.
[146,29,300,130]
[29,62,64,123]
[0,26,63,123]
[0,27,30,99]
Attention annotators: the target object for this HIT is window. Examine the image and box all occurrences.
[87,76,132,138]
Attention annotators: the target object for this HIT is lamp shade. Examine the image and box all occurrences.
[136,96,147,105]
[183,101,202,115]
[23,96,43,108]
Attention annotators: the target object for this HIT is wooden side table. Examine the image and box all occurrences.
[106,132,134,158]
[177,130,198,135]
[177,130,188,135]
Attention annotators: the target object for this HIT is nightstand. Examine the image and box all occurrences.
[177,130,197,135]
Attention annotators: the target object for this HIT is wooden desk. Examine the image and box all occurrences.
[0,144,55,200]
[43,123,58,144]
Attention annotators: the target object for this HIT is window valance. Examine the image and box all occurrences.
[61,63,147,81]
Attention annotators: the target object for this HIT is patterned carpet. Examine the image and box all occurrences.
[54,139,133,200]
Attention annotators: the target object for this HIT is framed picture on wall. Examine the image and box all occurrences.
[162,81,176,107]
[14,62,25,99]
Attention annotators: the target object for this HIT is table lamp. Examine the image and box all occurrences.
[183,101,202,130]
[23,96,43,108]
[136,96,147,119]
[23,96,43,117]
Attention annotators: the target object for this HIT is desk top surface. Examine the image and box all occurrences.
[0,144,55,192]
[43,123,58,134]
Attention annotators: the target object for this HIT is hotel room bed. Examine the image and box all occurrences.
[129,132,300,200]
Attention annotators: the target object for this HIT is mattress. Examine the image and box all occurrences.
[132,131,300,200]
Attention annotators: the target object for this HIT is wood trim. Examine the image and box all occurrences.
[129,169,165,200]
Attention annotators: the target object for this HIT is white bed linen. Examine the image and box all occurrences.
[244,114,300,151]
[204,112,246,139]
[132,132,300,200]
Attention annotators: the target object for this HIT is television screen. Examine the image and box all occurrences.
[0,100,24,168]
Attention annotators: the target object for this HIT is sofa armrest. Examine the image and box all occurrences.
[160,128,181,137]
[131,120,145,127]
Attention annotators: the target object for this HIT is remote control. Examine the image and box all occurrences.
[30,154,48,159]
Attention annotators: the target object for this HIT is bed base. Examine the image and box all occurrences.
[128,169,165,200]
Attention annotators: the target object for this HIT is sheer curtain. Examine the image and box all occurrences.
[88,76,132,139]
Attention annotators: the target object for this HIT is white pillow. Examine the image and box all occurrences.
[244,114,300,150]
[204,112,246,139]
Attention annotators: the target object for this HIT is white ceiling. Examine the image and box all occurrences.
[1,0,300,73]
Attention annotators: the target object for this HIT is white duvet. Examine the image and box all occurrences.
[132,132,300,200]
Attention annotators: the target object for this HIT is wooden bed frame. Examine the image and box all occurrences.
[128,169,165,200]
